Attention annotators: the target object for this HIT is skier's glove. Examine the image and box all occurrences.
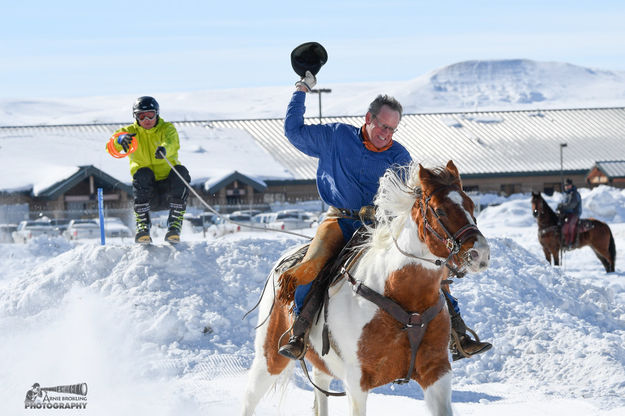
[295,70,316,92]
[116,133,136,152]
[155,146,166,159]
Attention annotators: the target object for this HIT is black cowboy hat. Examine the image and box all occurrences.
[290,42,328,77]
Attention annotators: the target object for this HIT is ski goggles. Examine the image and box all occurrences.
[135,111,157,121]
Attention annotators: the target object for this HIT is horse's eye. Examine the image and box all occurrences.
[435,208,446,217]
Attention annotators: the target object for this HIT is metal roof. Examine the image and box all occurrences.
[212,107,625,179]
[594,160,625,178]
[2,106,624,181]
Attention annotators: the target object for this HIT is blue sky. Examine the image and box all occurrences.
[3,0,625,99]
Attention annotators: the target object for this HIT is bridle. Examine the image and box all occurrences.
[532,198,543,217]
[393,185,482,278]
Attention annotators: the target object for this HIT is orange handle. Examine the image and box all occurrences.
[107,132,138,158]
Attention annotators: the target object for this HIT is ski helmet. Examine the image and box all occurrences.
[133,96,159,122]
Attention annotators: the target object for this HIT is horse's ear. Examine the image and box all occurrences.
[446,160,462,187]
[532,191,540,197]
[446,160,459,177]
[418,164,432,182]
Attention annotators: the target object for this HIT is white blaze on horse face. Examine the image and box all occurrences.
[447,190,476,225]
[447,190,490,272]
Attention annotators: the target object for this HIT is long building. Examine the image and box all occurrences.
[1,106,624,221]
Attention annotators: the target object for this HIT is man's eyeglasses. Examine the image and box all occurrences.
[136,111,157,121]
[372,116,398,134]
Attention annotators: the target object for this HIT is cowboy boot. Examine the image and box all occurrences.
[278,279,326,360]
[446,294,492,361]
[278,314,312,360]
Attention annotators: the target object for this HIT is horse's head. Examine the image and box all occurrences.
[413,160,490,274]
[531,191,543,217]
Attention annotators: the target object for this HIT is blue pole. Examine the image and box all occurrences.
[97,188,106,245]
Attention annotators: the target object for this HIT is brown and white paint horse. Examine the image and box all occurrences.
[242,161,490,416]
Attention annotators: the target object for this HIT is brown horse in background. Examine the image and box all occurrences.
[531,191,616,272]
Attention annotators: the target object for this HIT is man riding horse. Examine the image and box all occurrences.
[557,178,582,249]
[278,44,491,362]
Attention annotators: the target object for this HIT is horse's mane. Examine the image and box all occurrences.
[362,162,458,250]
[536,193,559,225]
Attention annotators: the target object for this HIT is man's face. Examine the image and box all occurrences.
[365,105,400,149]
[136,111,157,130]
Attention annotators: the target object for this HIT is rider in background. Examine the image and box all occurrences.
[278,67,491,361]
[557,178,582,249]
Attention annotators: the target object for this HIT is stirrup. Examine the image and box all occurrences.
[278,327,310,361]
[450,327,492,361]
[278,336,308,360]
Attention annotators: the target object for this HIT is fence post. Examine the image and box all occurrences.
[97,188,105,245]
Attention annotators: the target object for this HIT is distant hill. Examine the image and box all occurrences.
[1,59,624,126]
[391,59,625,113]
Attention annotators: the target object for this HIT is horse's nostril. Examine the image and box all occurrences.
[469,250,479,261]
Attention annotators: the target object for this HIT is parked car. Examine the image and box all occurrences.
[251,212,278,228]
[63,219,100,240]
[205,214,241,237]
[12,219,58,243]
[96,217,132,238]
[230,209,263,218]
[269,210,318,230]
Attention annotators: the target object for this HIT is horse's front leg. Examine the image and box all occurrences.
[542,246,552,265]
[311,366,332,416]
[343,369,368,416]
[423,371,453,416]
[553,246,560,266]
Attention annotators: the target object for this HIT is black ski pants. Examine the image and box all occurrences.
[132,165,191,210]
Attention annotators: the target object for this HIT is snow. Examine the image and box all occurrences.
[2,59,625,415]
[1,184,624,415]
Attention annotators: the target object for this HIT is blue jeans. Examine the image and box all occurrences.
[293,217,362,315]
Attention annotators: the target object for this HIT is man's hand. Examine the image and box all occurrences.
[155,146,166,159]
[295,70,316,92]
[117,133,136,152]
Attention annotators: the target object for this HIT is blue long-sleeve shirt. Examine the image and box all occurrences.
[284,91,412,210]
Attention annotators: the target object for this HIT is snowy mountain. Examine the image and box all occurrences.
[393,59,625,112]
[1,59,624,126]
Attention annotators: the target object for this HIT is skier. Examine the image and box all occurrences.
[106,96,190,244]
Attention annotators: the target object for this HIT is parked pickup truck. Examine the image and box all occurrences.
[12,219,58,243]
[63,219,100,240]
[269,210,318,231]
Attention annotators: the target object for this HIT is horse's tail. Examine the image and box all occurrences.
[609,228,616,273]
